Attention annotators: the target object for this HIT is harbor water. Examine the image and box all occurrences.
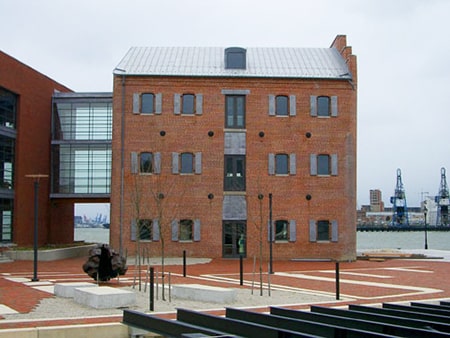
[75,227,450,252]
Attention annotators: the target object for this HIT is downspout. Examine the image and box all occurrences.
[120,73,125,256]
[114,68,126,256]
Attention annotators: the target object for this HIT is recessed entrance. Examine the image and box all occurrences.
[222,221,246,258]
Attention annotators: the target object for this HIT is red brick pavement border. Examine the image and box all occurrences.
[1,256,450,329]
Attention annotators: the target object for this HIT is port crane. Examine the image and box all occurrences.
[435,167,449,226]
[390,168,409,226]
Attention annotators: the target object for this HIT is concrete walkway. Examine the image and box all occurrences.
[1,250,450,329]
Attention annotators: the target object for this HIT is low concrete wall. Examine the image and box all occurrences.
[5,244,96,261]
[172,283,237,303]
[0,323,129,338]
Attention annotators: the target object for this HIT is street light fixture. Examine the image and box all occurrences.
[424,205,428,250]
[25,174,48,282]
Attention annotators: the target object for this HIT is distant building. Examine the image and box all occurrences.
[369,189,384,212]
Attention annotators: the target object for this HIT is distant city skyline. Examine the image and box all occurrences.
[75,203,110,223]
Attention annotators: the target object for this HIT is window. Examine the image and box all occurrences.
[317,154,330,175]
[269,95,296,116]
[140,152,153,173]
[269,153,296,175]
[275,154,288,175]
[224,155,245,191]
[225,47,246,69]
[133,93,162,114]
[0,198,12,241]
[269,219,296,242]
[317,96,330,117]
[0,87,17,129]
[225,95,245,128]
[310,154,338,176]
[138,219,152,240]
[275,220,288,241]
[180,219,193,241]
[131,152,160,175]
[182,94,195,114]
[141,93,154,114]
[276,96,288,116]
[0,135,14,190]
[172,152,202,174]
[172,219,201,241]
[309,219,338,242]
[180,153,194,174]
[317,220,330,241]
[174,94,202,115]
[310,95,338,117]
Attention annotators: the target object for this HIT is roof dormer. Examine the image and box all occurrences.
[225,47,246,69]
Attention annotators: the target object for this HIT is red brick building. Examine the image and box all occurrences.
[0,51,73,246]
[111,35,357,260]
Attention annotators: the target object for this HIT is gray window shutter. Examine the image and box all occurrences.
[154,152,161,174]
[289,153,296,175]
[131,152,138,174]
[153,219,160,241]
[289,220,296,242]
[331,220,338,242]
[194,219,201,241]
[155,93,162,114]
[267,220,274,242]
[331,96,338,117]
[195,152,202,174]
[268,95,275,116]
[310,96,317,117]
[171,219,179,241]
[172,152,179,174]
[196,94,203,115]
[131,219,137,241]
[289,95,296,116]
[331,154,338,176]
[309,220,317,242]
[174,94,181,115]
[133,93,140,114]
[268,153,275,175]
[310,154,317,176]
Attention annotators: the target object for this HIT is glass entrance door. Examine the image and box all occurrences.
[223,221,246,258]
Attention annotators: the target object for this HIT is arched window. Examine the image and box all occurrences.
[182,94,195,114]
[140,152,153,173]
[317,96,330,117]
[275,220,288,241]
[141,93,155,114]
[275,96,288,116]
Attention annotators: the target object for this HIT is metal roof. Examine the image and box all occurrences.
[114,47,352,80]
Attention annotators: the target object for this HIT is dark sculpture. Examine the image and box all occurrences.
[82,244,128,281]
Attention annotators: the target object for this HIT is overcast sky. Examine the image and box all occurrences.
[2,0,449,209]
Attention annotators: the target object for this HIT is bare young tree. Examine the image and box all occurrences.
[130,174,145,290]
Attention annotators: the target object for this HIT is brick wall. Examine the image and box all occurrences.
[0,51,72,246]
[111,68,357,260]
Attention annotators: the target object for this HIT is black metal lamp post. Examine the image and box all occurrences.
[424,207,428,250]
[25,174,48,282]
[269,193,273,274]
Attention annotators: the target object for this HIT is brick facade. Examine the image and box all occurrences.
[110,35,357,261]
[0,51,72,246]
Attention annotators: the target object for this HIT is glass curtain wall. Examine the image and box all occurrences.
[51,94,112,196]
